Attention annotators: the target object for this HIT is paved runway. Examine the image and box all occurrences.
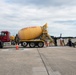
[0,46,76,75]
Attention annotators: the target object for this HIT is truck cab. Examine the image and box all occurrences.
[0,31,10,42]
[0,31,10,48]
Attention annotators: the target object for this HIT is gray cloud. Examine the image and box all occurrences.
[54,20,76,25]
[5,0,76,7]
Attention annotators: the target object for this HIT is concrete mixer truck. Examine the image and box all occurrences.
[0,23,53,48]
[18,23,53,47]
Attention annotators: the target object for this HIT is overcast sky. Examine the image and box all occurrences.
[0,0,76,37]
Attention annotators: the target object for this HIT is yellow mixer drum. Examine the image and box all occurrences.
[18,26,43,40]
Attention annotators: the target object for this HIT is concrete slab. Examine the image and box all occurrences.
[0,46,76,75]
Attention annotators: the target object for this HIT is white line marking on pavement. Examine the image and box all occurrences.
[1,49,9,51]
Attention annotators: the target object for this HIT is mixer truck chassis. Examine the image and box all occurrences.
[20,40,44,48]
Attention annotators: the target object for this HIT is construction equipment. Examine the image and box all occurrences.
[18,23,53,47]
[0,31,10,48]
[10,36,15,45]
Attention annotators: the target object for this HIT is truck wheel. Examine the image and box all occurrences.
[29,42,35,48]
[22,42,28,47]
[0,41,3,48]
[11,41,15,45]
[38,42,44,48]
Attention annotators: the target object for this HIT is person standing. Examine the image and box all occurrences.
[68,38,72,47]
[15,34,20,45]
[60,38,63,46]
[54,37,57,46]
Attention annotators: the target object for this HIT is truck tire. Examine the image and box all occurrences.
[11,41,15,45]
[38,42,44,48]
[22,42,28,47]
[0,41,3,48]
[29,42,35,48]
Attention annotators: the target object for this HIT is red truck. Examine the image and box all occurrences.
[0,31,10,48]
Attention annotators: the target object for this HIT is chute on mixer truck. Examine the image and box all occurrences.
[0,23,54,48]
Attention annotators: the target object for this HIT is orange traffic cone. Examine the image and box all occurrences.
[16,44,19,50]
